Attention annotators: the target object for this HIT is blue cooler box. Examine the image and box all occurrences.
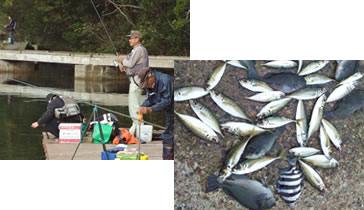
[101,147,125,160]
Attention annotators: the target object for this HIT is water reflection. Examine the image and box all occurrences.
[0,63,172,159]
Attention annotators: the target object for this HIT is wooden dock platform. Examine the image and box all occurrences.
[42,132,163,160]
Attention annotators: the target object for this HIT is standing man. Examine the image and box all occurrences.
[117,30,149,136]
[135,67,174,160]
[4,16,15,44]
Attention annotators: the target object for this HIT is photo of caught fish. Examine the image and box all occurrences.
[175,60,364,209]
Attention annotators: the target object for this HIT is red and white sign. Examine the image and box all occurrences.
[59,123,81,143]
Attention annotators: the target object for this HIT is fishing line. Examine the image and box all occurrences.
[90,0,118,55]
[8,78,166,129]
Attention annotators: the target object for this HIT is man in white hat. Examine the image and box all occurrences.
[117,30,149,136]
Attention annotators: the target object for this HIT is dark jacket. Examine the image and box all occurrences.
[5,19,15,31]
[141,71,174,113]
[37,96,82,125]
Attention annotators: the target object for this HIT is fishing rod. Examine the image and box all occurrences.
[90,0,118,56]
[8,78,166,130]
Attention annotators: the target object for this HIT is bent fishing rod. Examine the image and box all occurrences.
[8,78,166,130]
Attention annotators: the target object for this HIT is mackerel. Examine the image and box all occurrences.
[175,111,219,143]
[174,86,209,101]
[320,125,332,159]
[289,147,320,157]
[189,100,223,137]
[238,79,273,92]
[257,98,292,119]
[221,122,266,137]
[296,100,307,147]
[298,160,325,191]
[210,90,251,121]
[307,94,326,141]
[326,81,357,103]
[287,88,326,100]
[298,60,329,76]
[304,74,335,85]
[217,136,253,183]
[321,119,342,150]
[257,116,296,129]
[246,91,285,102]
[262,60,297,69]
[302,155,338,168]
[206,63,227,91]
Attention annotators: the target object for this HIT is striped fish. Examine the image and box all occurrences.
[276,166,304,207]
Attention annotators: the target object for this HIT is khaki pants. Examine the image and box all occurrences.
[128,82,143,135]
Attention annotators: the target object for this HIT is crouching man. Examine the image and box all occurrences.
[134,67,174,160]
[31,94,84,138]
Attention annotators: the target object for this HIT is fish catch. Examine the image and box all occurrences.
[321,119,342,150]
[302,155,338,169]
[174,86,209,101]
[336,72,362,86]
[304,74,335,85]
[326,81,358,103]
[262,72,306,94]
[226,60,248,69]
[175,111,219,143]
[206,175,276,210]
[335,60,359,81]
[238,79,273,92]
[298,60,329,76]
[262,60,297,69]
[243,130,280,159]
[287,88,326,100]
[320,125,332,159]
[190,100,224,137]
[277,166,304,207]
[257,98,292,119]
[296,100,307,147]
[289,147,320,157]
[206,63,227,91]
[257,116,296,129]
[221,122,266,137]
[307,94,326,141]
[246,91,285,103]
[298,160,325,192]
[210,90,251,122]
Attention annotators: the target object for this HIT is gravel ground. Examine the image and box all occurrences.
[174,60,364,209]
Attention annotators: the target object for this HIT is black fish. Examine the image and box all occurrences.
[239,60,259,79]
[335,60,359,81]
[207,175,276,210]
[243,128,284,159]
[262,73,306,94]
[324,89,364,120]
[277,166,304,207]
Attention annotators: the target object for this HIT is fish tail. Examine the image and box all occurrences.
[278,148,287,160]
[206,176,221,193]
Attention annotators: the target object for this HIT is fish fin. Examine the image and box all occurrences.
[278,149,288,160]
[231,174,249,180]
[206,176,221,193]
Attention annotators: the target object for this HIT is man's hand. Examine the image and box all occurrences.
[117,56,124,63]
[119,66,126,72]
[31,122,39,128]
[136,107,152,114]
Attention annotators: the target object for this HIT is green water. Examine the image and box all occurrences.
[0,63,168,160]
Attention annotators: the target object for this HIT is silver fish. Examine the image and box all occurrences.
[302,155,338,169]
[298,160,325,191]
[238,79,273,92]
[221,122,266,137]
[206,63,227,91]
[174,86,209,101]
[262,60,297,69]
[321,119,342,150]
[226,60,247,69]
[307,94,326,141]
[320,125,332,159]
[232,150,286,175]
[298,60,329,76]
[297,60,303,74]
[289,147,320,157]
[257,116,296,129]
[189,100,223,137]
[296,100,307,147]
[217,136,253,183]
[257,98,292,119]
[337,72,362,86]
[304,74,335,85]
[326,81,358,103]
[277,166,304,207]
[287,88,326,100]
[175,112,219,143]
[210,90,251,121]
[246,91,285,102]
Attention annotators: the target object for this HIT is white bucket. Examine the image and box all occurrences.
[136,125,153,142]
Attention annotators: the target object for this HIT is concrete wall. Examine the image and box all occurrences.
[0,60,34,72]
[74,64,126,81]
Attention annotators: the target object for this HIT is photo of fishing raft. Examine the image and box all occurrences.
[0,0,189,160]
[174,60,364,209]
